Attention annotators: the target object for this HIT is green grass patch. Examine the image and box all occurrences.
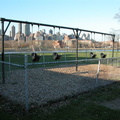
[1,51,120,64]
[0,51,120,79]
[76,82,120,102]
[1,82,120,120]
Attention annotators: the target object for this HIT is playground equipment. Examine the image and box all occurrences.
[100,53,107,58]
[53,52,62,60]
[0,18,116,112]
[90,52,96,58]
[31,53,40,62]
[0,18,115,84]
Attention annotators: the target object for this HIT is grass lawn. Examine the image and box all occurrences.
[1,82,120,120]
[0,51,119,73]
[1,51,119,64]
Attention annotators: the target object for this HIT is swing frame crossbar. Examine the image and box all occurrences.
[0,18,115,84]
[0,18,115,35]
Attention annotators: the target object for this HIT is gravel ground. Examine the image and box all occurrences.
[0,64,120,107]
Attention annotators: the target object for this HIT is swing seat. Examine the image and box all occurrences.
[31,53,40,62]
[53,52,62,60]
[90,52,96,58]
[100,53,106,58]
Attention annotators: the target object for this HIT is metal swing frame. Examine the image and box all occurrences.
[0,18,115,84]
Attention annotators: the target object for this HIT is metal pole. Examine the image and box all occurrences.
[73,29,81,71]
[1,20,5,84]
[43,53,45,67]
[112,35,115,58]
[9,54,11,77]
[0,18,115,36]
[76,29,79,71]
[95,59,101,87]
[24,54,29,112]
[65,52,66,61]
[103,34,105,52]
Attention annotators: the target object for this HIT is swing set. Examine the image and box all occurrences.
[0,18,115,83]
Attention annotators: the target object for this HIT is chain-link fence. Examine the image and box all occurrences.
[0,53,120,111]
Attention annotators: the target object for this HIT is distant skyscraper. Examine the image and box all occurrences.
[42,29,46,34]
[23,23,30,36]
[9,31,11,37]
[11,25,15,39]
[18,23,22,33]
[49,29,53,34]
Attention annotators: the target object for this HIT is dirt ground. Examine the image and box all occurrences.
[45,64,120,81]
[0,64,120,106]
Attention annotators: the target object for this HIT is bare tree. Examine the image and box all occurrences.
[110,9,120,48]
[114,8,120,22]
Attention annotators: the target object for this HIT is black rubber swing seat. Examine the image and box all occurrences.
[53,52,62,60]
[90,52,96,58]
[100,53,107,58]
[31,53,40,62]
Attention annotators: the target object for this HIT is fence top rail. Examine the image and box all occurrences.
[27,57,120,66]
[0,61,24,67]
[0,18,115,36]
[1,49,120,55]
[2,51,72,55]
[0,57,119,67]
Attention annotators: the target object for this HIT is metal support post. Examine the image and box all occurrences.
[1,19,11,84]
[112,35,115,66]
[1,20,5,84]
[76,29,79,71]
[73,29,81,71]
[107,58,108,65]
[43,53,45,67]
[65,52,67,61]
[73,29,79,71]
[95,59,101,87]
[24,54,29,112]
[9,54,11,77]
[112,35,115,58]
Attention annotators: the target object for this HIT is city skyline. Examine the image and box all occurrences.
[0,21,98,41]
[0,20,119,51]
[0,21,116,42]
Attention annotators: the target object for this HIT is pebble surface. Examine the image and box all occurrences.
[0,64,120,106]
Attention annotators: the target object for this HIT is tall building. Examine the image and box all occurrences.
[11,25,15,39]
[34,31,43,40]
[18,23,22,33]
[23,23,30,36]
[9,31,11,37]
[49,29,53,34]
[42,29,46,34]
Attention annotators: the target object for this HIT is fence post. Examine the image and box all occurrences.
[112,35,115,58]
[43,53,45,67]
[65,52,66,61]
[95,59,101,87]
[1,19,5,84]
[75,29,79,71]
[9,54,11,71]
[107,58,108,65]
[86,49,88,64]
[24,54,29,112]
[8,54,11,79]
[117,58,119,67]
